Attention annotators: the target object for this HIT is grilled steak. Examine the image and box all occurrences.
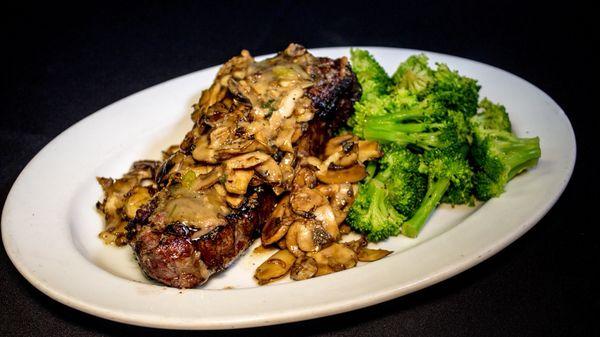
[100,44,359,288]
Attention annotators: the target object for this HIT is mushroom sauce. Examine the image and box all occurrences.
[96,44,391,286]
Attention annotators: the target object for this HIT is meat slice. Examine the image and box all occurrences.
[120,44,360,288]
[131,185,275,288]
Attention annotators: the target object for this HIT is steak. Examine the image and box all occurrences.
[120,44,360,288]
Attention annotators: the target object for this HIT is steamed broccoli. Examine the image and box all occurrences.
[391,54,434,95]
[427,63,480,118]
[347,146,427,241]
[363,114,462,150]
[352,88,423,137]
[402,145,473,238]
[360,96,470,151]
[471,129,541,201]
[378,145,428,216]
[393,55,480,117]
[469,99,541,201]
[471,98,512,133]
[347,50,540,241]
[351,54,478,147]
[347,178,405,241]
[349,48,391,100]
[349,49,392,135]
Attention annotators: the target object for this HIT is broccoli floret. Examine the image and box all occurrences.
[359,77,474,150]
[402,145,473,238]
[347,146,427,241]
[471,98,512,133]
[350,49,391,100]
[347,178,405,241]
[468,98,541,201]
[442,180,475,205]
[349,49,393,135]
[471,130,541,201]
[351,87,425,138]
[446,109,472,145]
[391,54,434,95]
[427,63,480,118]
[378,145,428,216]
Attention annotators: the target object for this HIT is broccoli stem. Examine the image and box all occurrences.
[363,123,442,149]
[402,177,451,238]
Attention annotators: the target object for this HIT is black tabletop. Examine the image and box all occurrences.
[1,1,596,336]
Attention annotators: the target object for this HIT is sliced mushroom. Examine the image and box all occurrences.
[344,237,368,254]
[292,167,317,189]
[358,248,392,262]
[254,249,297,285]
[189,166,223,191]
[123,186,152,219]
[209,126,234,149]
[279,152,296,186]
[303,220,333,252]
[343,237,392,262]
[322,134,359,168]
[192,135,219,164]
[273,119,297,152]
[214,139,262,157]
[244,119,271,148]
[212,183,227,196]
[290,256,318,281]
[156,152,189,185]
[285,221,303,256]
[334,152,358,168]
[224,169,254,194]
[261,195,292,245]
[321,150,358,169]
[289,187,326,216]
[227,78,252,102]
[308,243,358,276]
[224,151,271,169]
[255,157,283,185]
[317,183,357,224]
[96,161,160,246]
[312,204,339,241]
[286,220,333,256]
[302,156,323,170]
[357,140,383,163]
[196,80,228,114]
[97,177,136,216]
[189,165,218,176]
[324,134,356,157]
[316,164,367,184]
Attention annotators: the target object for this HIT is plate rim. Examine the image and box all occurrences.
[1,46,576,329]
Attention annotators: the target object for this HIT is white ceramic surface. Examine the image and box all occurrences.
[1,47,576,329]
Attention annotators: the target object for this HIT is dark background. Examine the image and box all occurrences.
[1,1,596,336]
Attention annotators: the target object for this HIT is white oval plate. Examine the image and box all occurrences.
[1,47,575,329]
